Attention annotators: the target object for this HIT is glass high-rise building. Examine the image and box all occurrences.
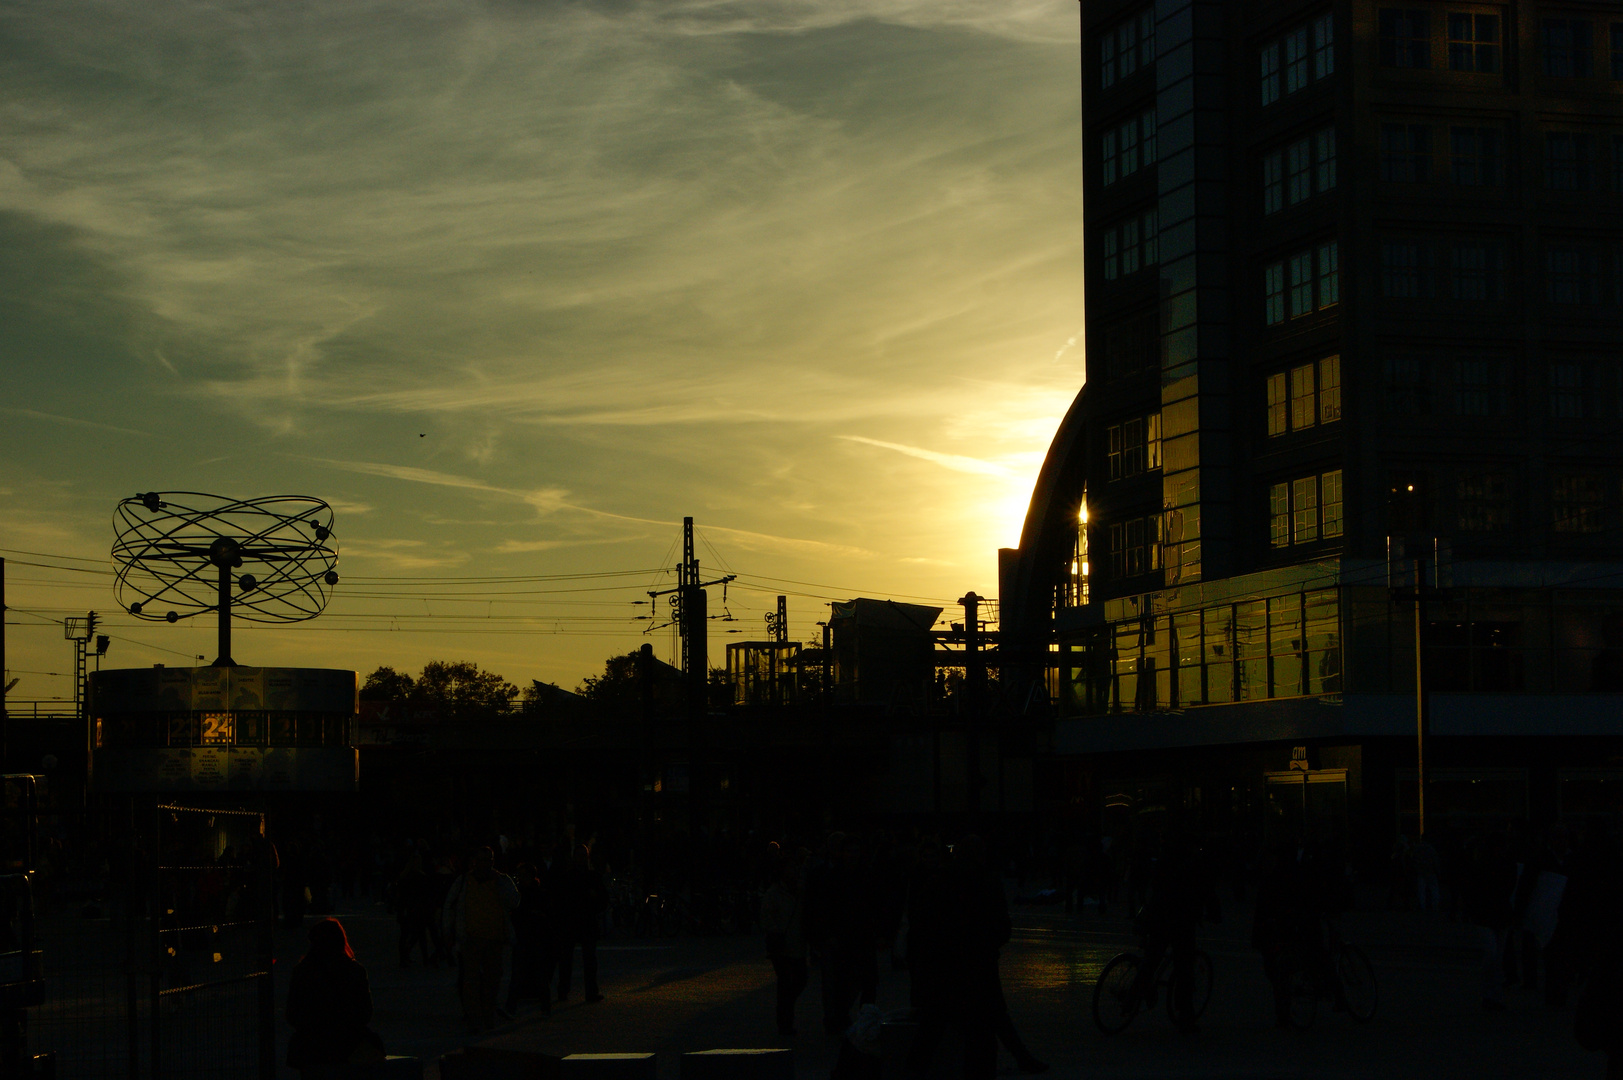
[1002,0,1623,843]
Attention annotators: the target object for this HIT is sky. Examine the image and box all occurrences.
[0,0,1084,703]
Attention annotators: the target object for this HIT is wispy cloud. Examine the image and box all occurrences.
[839,436,1014,478]
[0,407,151,438]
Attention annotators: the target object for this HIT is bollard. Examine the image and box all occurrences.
[679,1048,794,1080]
[557,1052,657,1080]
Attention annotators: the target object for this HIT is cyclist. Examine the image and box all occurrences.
[1133,825,1218,1033]
[1253,835,1345,1024]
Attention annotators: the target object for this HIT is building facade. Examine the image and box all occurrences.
[1003,0,1623,852]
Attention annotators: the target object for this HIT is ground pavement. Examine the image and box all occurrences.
[272,894,1603,1080]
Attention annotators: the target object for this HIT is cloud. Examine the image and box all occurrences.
[839,435,1014,478]
[0,407,151,438]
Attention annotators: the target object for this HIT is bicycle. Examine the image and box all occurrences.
[1092,945,1214,1034]
[1277,917,1378,1030]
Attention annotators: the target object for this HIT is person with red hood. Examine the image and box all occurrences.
[285,917,383,1074]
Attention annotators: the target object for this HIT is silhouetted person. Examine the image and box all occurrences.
[285,918,382,1074]
[815,834,881,1035]
[1459,830,1518,1011]
[1138,829,1213,1033]
[556,844,605,1003]
[443,846,520,1032]
[506,860,551,1015]
[393,849,435,967]
[760,855,810,1037]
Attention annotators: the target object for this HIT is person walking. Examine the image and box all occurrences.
[443,846,520,1033]
[760,854,810,1037]
[555,843,606,1004]
[505,860,552,1016]
[393,848,436,968]
[285,918,384,1075]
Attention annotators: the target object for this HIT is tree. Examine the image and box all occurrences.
[360,666,415,702]
[413,660,519,716]
[359,661,518,717]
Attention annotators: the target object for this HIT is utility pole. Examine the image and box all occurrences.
[644,518,734,829]
[960,592,987,816]
[765,595,787,705]
[1390,538,1449,839]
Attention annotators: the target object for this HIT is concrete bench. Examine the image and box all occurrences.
[557,1052,657,1079]
[440,1046,560,1079]
[680,1048,794,1080]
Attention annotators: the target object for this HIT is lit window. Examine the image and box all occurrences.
[1319,356,1341,423]
[1266,372,1288,436]
[1321,471,1344,537]
[1290,363,1316,430]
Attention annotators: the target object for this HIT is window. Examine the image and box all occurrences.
[1382,123,1432,183]
[1097,312,1159,382]
[1552,475,1603,532]
[1451,241,1505,301]
[1262,15,1334,106]
[1266,372,1288,436]
[1319,355,1342,422]
[1285,27,1311,94]
[1546,243,1616,306]
[1265,263,1286,325]
[1102,110,1157,187]
[1270,470,1344,547]
[1454,356,1506,416]
[1289,252,1315,317]
[1109,514,1163,577]
[1380,9,1432,68]
[1102,8,1156,89]
[1550,361,1585,418]
[1386,354,1432,415]
[1448,13,1501,72]
[1290,363,1316,430]
[1613,23,1623,79]
[1456,473,1511,532]
[1548,358,1622,418]
[1265,242,1338,324]
[1102,209,1159,281]
[1264,357,1341,437]
[1544,19,1595,77]
[1262,127,1336,215]
[1313,13,1336,78]
[1321,471,1344,537]
[1263,153,1284,214]
[1451,126,1503,186]
[1261,41,1282,105]
[1106,414,1162,480]
[1381,240,1432,298]
[1546,133,1599,191]
[1316,128,1338,191]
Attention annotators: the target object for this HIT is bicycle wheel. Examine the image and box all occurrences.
[1284,960,1318,1031]
[1162,950,1214,1026]
[1189,949,1214,1020]
[1337,943,1378,1023]
[1093,953,1143,1035]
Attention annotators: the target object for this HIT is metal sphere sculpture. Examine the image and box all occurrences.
[112,491,339,666]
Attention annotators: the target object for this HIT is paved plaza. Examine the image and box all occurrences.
[260,896,1604,1080]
